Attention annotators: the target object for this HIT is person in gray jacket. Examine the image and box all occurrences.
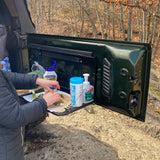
[0,69,61,160]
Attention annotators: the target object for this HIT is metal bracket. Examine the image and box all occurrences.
[19,36,27,49]
[49,102,94,116]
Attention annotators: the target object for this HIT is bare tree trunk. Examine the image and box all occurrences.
[74,0,85,37]
[127,5,133,41]
[142,10,147,42]
[150,5,160,47]
[118,18,122,39]
[79,5,85,37]
[70,17,74,36]
[120,3,125,40]
[146,4,152,43]
[137,17,143,42]
[112,3,115,40]
[51,0,55,22]
[84,0,98,38]
[153,31,160,60]
[94,0,105,38]
[48,0,51,23]
[36,0,43,33]
[71,0,78,36]
[103,3,107,35]
[106,3,110,39]
[41,1,45,19]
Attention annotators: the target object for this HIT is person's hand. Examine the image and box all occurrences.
[43,92,62,107]
[36,78,60,92]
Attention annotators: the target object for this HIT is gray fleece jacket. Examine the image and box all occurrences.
[0,70,47,160]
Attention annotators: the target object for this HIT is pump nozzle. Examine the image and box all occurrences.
[83,73,89,82]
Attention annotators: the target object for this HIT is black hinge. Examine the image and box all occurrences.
[19,36,27,49]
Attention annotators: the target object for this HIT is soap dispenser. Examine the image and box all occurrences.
[83,73,94,103]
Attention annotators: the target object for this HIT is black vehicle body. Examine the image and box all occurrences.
[0,0,152,122]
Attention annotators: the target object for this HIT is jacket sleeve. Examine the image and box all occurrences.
[0,74,47,129]
[5,71,38,89]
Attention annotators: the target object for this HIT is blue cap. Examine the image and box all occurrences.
[50,87,55,90]
[46,61,56,71]
[52,61,56,69]
[46,67,54,71]
[70,77,83,84]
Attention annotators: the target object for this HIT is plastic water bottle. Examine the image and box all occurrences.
[31,61,45,78]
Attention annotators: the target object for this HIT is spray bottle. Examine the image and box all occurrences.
[83,73,94,104]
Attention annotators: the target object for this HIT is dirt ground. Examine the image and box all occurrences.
[24,63,160,160]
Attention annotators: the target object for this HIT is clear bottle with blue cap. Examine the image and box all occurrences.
[43,61,57,91]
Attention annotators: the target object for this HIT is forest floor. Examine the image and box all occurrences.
[24,58,160,160]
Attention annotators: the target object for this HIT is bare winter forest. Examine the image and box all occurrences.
[26,0,160,61]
